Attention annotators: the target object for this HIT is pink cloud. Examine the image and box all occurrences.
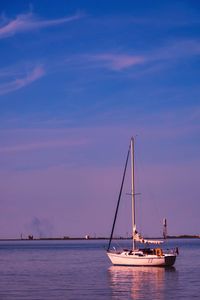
[0,12,83,39]
[86,53,145,70]
[0,65,45,95]
[84,39,200,73]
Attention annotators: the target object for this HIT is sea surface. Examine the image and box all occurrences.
[0,239,199,299]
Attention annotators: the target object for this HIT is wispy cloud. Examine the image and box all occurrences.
[0,12,83,39]
[84,53,145,70]
[65,38,200,75]
[133,39,200,76]
[111,39,200,70]
[0,65,45,95]
[152,39,200,62]
[0,137,87,154]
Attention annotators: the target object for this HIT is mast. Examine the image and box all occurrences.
[131,137,136,250]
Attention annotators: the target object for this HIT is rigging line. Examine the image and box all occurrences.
[107,141,131,251]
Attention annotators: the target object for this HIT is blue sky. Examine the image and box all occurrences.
[0,0,200,238]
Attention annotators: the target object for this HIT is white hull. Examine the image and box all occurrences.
[107,251,176,267]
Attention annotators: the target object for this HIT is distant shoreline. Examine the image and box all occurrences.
[0,235,199,241]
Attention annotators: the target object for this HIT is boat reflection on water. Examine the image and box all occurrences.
[108,266,177,299]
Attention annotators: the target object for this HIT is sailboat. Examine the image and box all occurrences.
[106,137,177,267]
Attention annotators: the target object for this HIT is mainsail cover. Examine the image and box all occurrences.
[133,230,163,244]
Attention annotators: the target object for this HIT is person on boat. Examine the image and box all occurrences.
[175,247,179,255]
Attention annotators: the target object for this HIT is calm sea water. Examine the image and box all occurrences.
[0,239,199,299]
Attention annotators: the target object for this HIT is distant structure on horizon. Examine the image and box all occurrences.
[163,218,167,239]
